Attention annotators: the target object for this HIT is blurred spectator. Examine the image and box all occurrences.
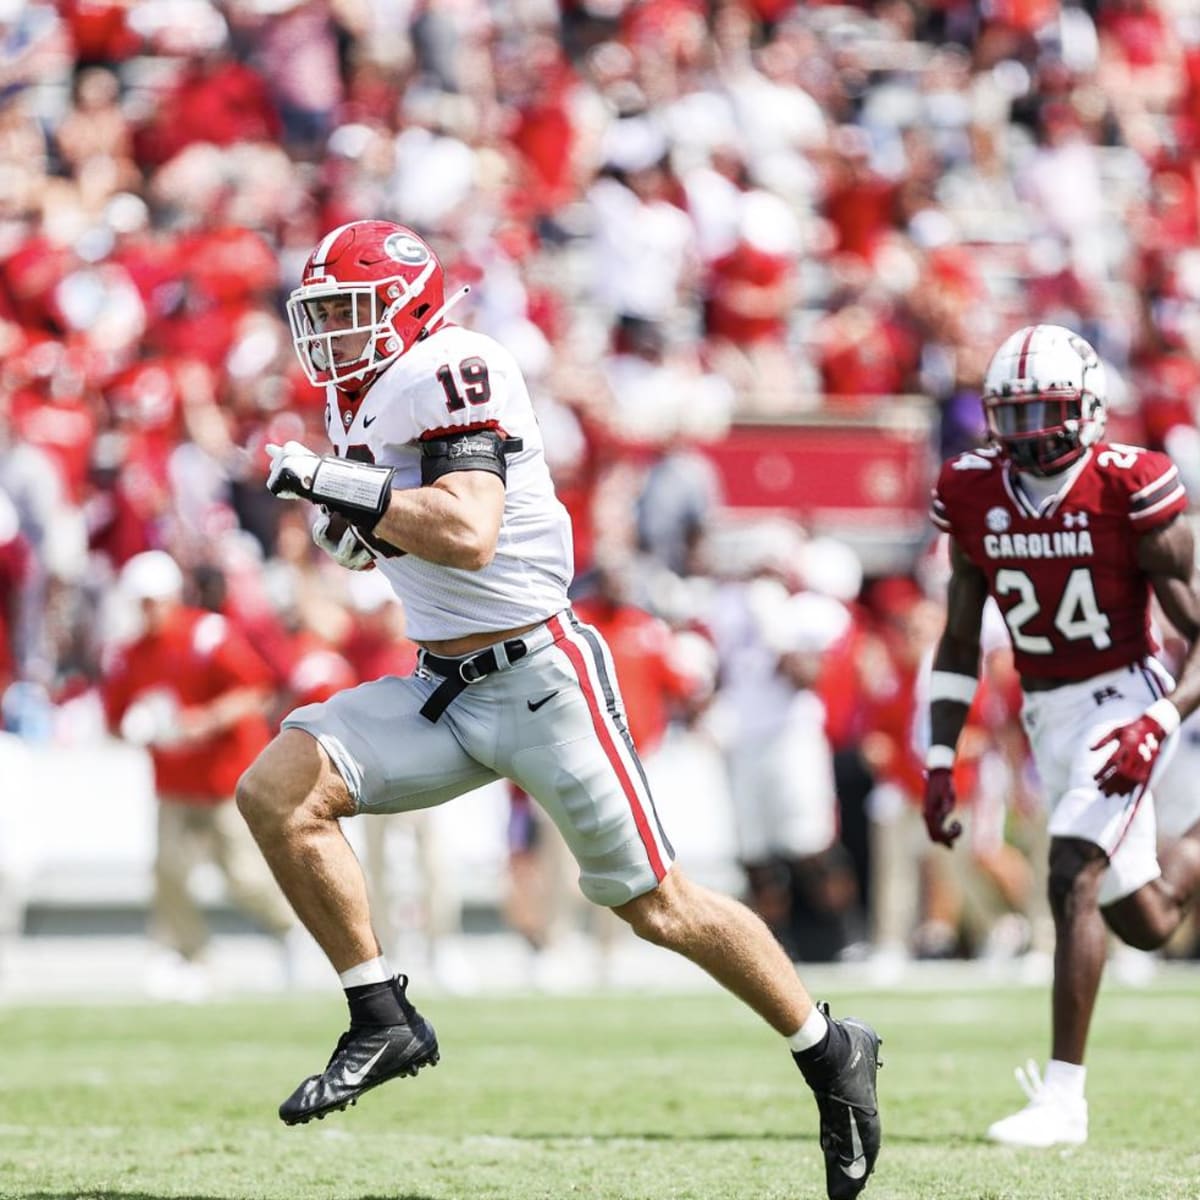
[135,46,281,168]
[581,313,730,570]
[814,290,922,398]
[0,488,31,696]
[575,559,710,744]
[707,557,860,962]
[0,2,70,99]
[101,551,293,998]
[701,183,806,415]
[245,0,348,159]
[823,126,897,265]
[389,89,478,232]
[55,67,134,182]
[587,125,698,323]
[1017,101,1107,278]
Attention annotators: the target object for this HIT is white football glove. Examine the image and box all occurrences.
[265,441,396,527]
[266,440,323,500]
[312,508,376,571]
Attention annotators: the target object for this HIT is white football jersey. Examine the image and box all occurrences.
[321,324,573,641]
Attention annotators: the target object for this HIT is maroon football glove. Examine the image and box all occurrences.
[1090,710,1171,797]
[923,767,962,848]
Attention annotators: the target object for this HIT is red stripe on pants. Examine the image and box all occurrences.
[1108,782,1150,858]
[548,614,666,881]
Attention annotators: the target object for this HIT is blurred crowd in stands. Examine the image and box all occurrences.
[3,0,1200,976]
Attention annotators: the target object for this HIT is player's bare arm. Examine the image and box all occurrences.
[1090,515,1200,797]
[371,471,504,570]
[929,536,988,747]
[922,536,988,847]
[265,440,507,571]
[1139,515,1200,715]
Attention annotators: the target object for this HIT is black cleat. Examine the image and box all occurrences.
[279,976,439,1126]
[810,1006,882,1200]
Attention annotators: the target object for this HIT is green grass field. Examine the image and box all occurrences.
[2,978,1199,1200]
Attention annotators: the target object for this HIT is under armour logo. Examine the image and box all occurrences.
[1139,734,1159,762]
[1063,512,1089,529]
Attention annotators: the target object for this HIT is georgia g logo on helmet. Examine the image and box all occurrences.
[383,232,431,267]
[286,220,447,393]
[981,323,1108,477]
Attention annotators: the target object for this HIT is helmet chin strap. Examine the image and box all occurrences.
[417,286,471,341]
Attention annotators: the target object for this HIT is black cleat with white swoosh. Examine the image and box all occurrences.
[279,975,439,1126]
[806,1005,882,1199]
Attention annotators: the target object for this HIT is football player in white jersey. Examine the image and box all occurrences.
[236,221,882,1199]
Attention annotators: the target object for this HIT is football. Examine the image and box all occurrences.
[325,510,404,559]
[322,510,353,544]
[361,526,405,557]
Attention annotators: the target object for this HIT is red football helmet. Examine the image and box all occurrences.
[982,323,1107,476]
[286,221,447,392]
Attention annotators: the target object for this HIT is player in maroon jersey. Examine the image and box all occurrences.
[923,324,1200,1147]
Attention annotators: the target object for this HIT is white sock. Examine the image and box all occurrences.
[787,1006,829,1053]
[1044,1059,1086,1100]
[338,956,391,989]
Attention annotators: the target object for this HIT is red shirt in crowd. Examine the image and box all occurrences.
[61,0,142,63]
[10,389,96,504]
[286,631,358,709]
[134,58,282,166]
[573,599,698,755]
[102,606,274,801]
[986,0,1059,35]
[705,242,792,346]
[341,625,418,685]
[1137,350,1200,450]
[509,52,578,215]
[824,173,896,262]
[860,653,928,804]
[819,308,918,397]
[1100,2,1171,70]
[0,525,31,693]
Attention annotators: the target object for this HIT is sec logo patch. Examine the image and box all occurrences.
[986,506,1010,533]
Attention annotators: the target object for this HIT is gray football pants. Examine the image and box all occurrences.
[282,611,675,906]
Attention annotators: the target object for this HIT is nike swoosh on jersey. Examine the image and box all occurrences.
[342,1043,389,1086]
[841,1109,868,1180]
[527,692,558,712]
[363,414,378,427]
